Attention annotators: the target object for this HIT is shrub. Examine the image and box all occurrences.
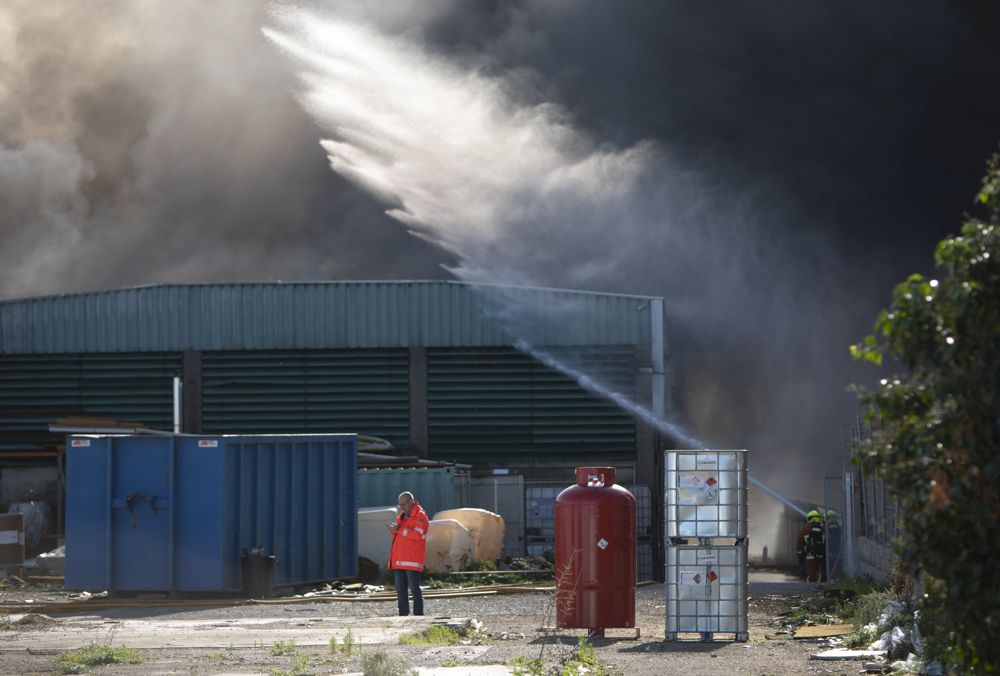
[361,648,415,676]
[851,151,1000,672]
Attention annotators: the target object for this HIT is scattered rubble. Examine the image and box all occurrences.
[812,648,886,661]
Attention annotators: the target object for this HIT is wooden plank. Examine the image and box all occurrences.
[793,623,854,639]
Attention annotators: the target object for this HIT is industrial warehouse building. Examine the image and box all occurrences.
[0,281,670,575]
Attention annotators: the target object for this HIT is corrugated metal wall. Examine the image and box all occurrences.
[0,353,181,451]
[0,282,656,354]
[201,350,410,446]
[356,466,471,518]
[427,347,637,463]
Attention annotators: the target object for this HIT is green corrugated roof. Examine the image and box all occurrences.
[0,281,660,354]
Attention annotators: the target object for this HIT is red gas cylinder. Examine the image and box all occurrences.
[555,467,636,637]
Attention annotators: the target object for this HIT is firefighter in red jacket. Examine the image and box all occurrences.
[388,491,429,616]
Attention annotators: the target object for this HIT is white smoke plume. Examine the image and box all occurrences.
[265,7,839,493]
[265,10,743,292]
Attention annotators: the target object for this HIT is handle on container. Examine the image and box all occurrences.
[576,466,616,487]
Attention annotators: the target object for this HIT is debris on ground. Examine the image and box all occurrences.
[792,623,853,639]
[0,575,28,589]
[14,612,58,627]
[501,556,551,571]
[299,583,385,598]
[72,590,108,600]
[812,648,887,660]
[35,545,65,577]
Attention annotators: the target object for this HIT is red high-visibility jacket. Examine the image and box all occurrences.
[389,501,429,571]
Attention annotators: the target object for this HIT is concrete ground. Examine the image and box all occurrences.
[0,568,863,675]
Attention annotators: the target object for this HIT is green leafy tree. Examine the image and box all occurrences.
[851,151,1000,673]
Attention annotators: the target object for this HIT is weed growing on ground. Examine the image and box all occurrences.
[423,570,542,588]
[510,654,545,676]
[559,637,606,676]
[835,575,882,596]
[440,657,461,667]
[360,648,416,676]
[55,644,146,674]
[327,629,359,656]
[0,614,11,631]
[784,594,854,626]
[343,627,358,654]
[853,590,906,628]
[270,638,298,656]
[267,638,311,676]
[399,624,464,645]
[268,653,311,676]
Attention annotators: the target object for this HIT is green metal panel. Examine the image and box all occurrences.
[0,352,182,451]
[0,282,658,354]
[428,347,637,463]
[201,350,410,446]
[357,466,471,519]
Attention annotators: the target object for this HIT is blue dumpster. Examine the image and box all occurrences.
[65,434,358,593]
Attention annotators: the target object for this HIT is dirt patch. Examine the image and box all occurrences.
[0,570,853,674]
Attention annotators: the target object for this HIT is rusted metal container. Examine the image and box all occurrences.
[555,467,636,637]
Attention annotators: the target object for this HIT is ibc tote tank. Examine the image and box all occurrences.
[555,467,636,637]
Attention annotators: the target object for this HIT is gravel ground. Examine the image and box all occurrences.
[0,570,859,675]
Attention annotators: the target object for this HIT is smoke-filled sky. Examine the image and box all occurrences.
[2,1,999,496]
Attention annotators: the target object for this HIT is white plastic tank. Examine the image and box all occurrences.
[423,518,475,573]
[433,508,506,562]
[357,506,398,571]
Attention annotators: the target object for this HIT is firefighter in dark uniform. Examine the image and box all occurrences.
[796,509,826,582]
[825,509,842,581]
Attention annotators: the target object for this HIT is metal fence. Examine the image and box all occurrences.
[845,415,900,581]
[848,415,900,545]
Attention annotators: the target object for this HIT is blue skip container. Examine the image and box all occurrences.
[66,434,358,593]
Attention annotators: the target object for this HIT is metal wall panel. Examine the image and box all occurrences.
[427,347,637,463]
[356,466,471,519]
[0,282,658,354]
[0,352,181,451]
[201,350,410,446]
[65,434,357,592]
[470,475,526,557]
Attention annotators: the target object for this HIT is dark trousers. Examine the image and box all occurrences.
[394,568,423,616]
[805,557,826,582]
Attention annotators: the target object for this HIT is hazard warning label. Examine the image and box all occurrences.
[676,472,719,505]
[679,566,720,600]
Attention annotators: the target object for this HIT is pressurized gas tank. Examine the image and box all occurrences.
[554,466,636,636]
